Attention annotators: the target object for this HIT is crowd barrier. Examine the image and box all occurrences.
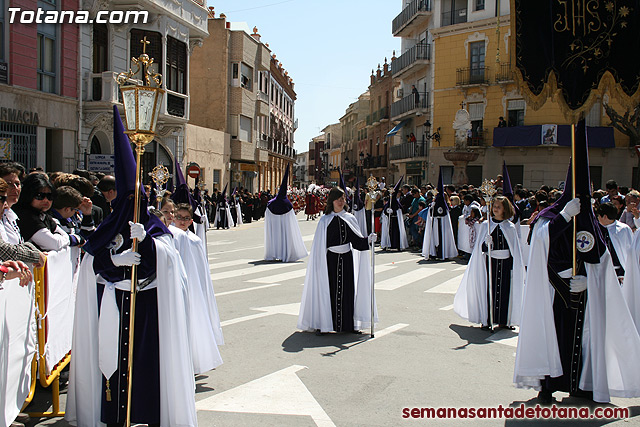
[1,245,81,424]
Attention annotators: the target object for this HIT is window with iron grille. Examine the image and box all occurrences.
[475,0,485,11]
[166,36,186,94]
[130,29,162,72]
[213,169,221,185]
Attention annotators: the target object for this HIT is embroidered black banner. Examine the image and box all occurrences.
[512,0,640,117]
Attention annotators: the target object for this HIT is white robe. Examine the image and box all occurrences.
[453,219,525,326]
[213,203,234,229]
[235,203,243,226]
[297,211,378,332]
[66,234,198,427]
[170,225,223,374]
[264,209,308,263]
[514,218,640,403]
[380,208,408,250]
[622,229,640,333]
[422,210,458,260]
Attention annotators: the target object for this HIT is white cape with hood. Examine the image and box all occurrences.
[170,225,223,374]
[514,218,640,403]
[194,205,208,245]
[380,208,408,250]
[602,220,633,273]
[66,234,198,427]
[297,210,378,332]
[353,207,367,237]
[453,219,525,326]
[264,209,308,262]
[213,203,235,228]
[235,202,243,225]
[622,229,640,333]
[422,207,458,260]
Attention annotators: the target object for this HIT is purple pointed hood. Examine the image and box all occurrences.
[171,158,199,215]
[83,106,170,255]
[267,164,293,215]
[502,161,520,221]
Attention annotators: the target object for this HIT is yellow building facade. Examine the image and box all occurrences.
[428,13,635,189]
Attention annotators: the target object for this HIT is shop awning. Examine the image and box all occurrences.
[386,119,410,138]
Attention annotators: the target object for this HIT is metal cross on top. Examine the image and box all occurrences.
[366,175,378,195]
[148,164,171,187]
[479,179,497,202]
[141,36,150,54]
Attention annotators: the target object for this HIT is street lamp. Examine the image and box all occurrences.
[115,35,165,427]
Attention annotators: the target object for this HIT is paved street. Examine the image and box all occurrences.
[26,213,640,426]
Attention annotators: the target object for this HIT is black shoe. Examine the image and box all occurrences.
[569,389,593,400]
[480,325,492,331]
[537,390,553,404]
[352,330,362,335]
[315,329,326,336]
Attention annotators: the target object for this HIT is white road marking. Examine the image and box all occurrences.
[210,244,264,254]
[453,266,467,271]
[439,304,454,311]
[425,274,464,294]
[221,303,301,327]
[210,262,293,281]
[196,365,335,427]
[247,269,307,283]
[370,323,409,340]
[376,267,444,291]
[207,240,236,246]
[216,283,281,297]
[209,258,253,270]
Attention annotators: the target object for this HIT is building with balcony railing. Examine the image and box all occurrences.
[340,92,369,183]
[393,0,433,36]
[423,0,634,188]
[364,60,394,181]
[80,0,209,184]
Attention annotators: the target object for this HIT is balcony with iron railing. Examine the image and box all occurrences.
[390,142,427,161]
[378,106,389,122]
[391,43,431,77]
[392,0,432,36]
[441,7,467,26]
[390,91,429,120]
[467,129,487,147]
[366,114,373,126]
[495,62,514,83]
[456,67,490,86]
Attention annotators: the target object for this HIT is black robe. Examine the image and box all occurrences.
[326,215,369,332]
[482,220,513,326]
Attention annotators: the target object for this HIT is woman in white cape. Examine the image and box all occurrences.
[454,196,525,329]
[298,187,378,333]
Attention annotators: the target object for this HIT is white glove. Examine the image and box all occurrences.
[570,275,587,293]
[386,208,393,214]
[129,221,146,242]
[111,249,141,267]
[368,233,377,244]
[560,198,581,222]
[484,234,493,250]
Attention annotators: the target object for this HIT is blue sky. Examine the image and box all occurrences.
[211,0,401,153]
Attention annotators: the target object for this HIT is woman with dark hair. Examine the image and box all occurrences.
[298,187,377,334]
[14,173,76,251]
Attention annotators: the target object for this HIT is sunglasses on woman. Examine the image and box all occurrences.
[34,192,54,201]
[0,195,6,203]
